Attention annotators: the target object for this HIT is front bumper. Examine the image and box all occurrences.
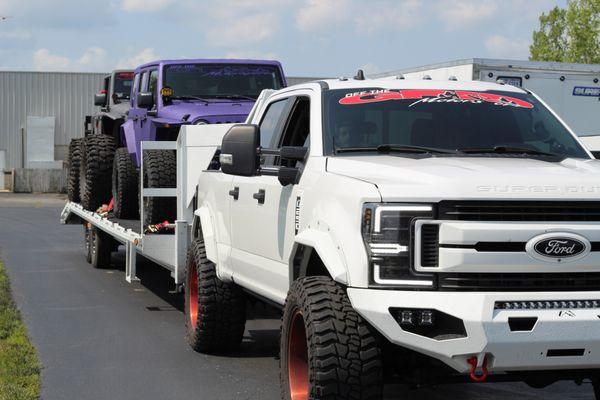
[347,288,600,373]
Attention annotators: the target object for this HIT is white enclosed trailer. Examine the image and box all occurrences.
[373,58,600,151]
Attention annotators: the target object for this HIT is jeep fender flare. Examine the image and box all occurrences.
[121,119,137,160]
[291,229,349,286]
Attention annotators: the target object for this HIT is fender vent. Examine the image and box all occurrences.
[420,224,439,267]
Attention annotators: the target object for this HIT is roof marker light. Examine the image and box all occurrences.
[423,75,432,80]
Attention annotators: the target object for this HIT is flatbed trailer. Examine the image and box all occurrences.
[60,123,234,286]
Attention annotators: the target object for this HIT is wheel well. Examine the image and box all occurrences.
[292,245,331,281]
[192,216,201,240]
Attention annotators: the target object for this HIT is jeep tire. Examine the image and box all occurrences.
[67,138,83,203]
[184,238,246,353]
[90,227,113,269]
[280,276,383,400]
[112,147,139,219]
[80,134,116,211]
[143,150,176,225]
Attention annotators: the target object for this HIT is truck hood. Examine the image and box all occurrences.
[326,155,600,201]
[160,100,254,123]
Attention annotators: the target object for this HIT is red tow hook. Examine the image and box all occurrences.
[467,356,489,382]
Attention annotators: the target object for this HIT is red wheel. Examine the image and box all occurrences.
[288,310,308,400]
[188,260,199,329]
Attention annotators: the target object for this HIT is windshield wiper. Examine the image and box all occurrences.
[172,95,213,103]
[335,144,459,154]
[457,146,562,158]
[212,94,257,101]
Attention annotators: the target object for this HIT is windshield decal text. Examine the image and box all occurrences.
[339,89,534,109]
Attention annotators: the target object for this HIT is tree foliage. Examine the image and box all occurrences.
[530,0,600,63]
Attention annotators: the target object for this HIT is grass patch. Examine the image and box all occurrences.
[0,261,40,400]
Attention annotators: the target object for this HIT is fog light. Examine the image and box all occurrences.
[419,310,434,326]
[400,310,414,326]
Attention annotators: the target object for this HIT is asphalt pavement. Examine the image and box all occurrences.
[0,193,595,400]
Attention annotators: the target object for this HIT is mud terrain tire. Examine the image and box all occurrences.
[112,147,139,219]
[184,238,246,353]
[80,134,116,211]
[143,150,176,225]
[67,138,83,202]
[280,276,383,400]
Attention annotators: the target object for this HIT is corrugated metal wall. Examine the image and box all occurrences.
[0,72,322,170]
[0,71,105,169]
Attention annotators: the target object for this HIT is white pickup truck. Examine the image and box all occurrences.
[188,77,600,399]
[62,76,600,399]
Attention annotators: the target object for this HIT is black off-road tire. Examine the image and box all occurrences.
[112,147,139,219]
[84,224,92,263]
[184,238,246,353]
[67,138,83,203]
[143,150,176,225]
[80,134,116,211]
[90,227,113,269]
[280,277,383,400]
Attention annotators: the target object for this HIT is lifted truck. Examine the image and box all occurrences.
[76,59,286,227]
[63,77,600,399]
[67,70,133,203]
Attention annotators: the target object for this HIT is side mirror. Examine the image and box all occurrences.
[94,93,107,106]
[220,124,260,176]
[137,92,154,108]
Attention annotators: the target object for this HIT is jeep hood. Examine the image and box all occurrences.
[326,155,600,201]
[160,100,253,123]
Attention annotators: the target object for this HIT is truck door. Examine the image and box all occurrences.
[131,69,158,160]
[229,94,311,304]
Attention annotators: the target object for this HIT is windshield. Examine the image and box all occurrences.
[322,88,589,159]
[113,72,133,100]
[163,64,283,100]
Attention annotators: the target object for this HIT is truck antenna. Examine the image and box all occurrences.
[354,69,365,81]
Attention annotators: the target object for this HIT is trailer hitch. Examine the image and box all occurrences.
[467,355,489,382]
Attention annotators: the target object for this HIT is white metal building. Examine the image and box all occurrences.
[371,58,600,138]
[0,71,106,170]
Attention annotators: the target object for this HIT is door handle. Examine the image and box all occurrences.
[229,187,239,200]
[253,189,265,204]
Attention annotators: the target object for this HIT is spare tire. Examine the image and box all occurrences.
[67,138,83,203]
[79,134,116,211]
[143,150,176,225]
[112,147,139,219]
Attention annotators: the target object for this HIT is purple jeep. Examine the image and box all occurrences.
[79,59,286,224]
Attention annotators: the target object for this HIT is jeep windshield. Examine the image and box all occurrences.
[163,64,283,100]
[322,88,589,159]
[113,72,133,100]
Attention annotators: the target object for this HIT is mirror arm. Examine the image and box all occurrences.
[259,166,279,176]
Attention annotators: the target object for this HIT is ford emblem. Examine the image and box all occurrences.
[526,233,591,263]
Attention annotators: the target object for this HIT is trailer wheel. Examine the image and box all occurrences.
[280,277,383,400]
[184,238,246,353]
[112,147,139,219]
[143,150,176,225]
[84,224,92,263]
[90,227,112,269]
[80,134,116,211]
[67,138,83,203]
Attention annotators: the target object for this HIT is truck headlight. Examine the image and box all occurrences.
[362,203,435,288]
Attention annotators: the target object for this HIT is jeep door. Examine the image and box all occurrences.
[229,92,312,304]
